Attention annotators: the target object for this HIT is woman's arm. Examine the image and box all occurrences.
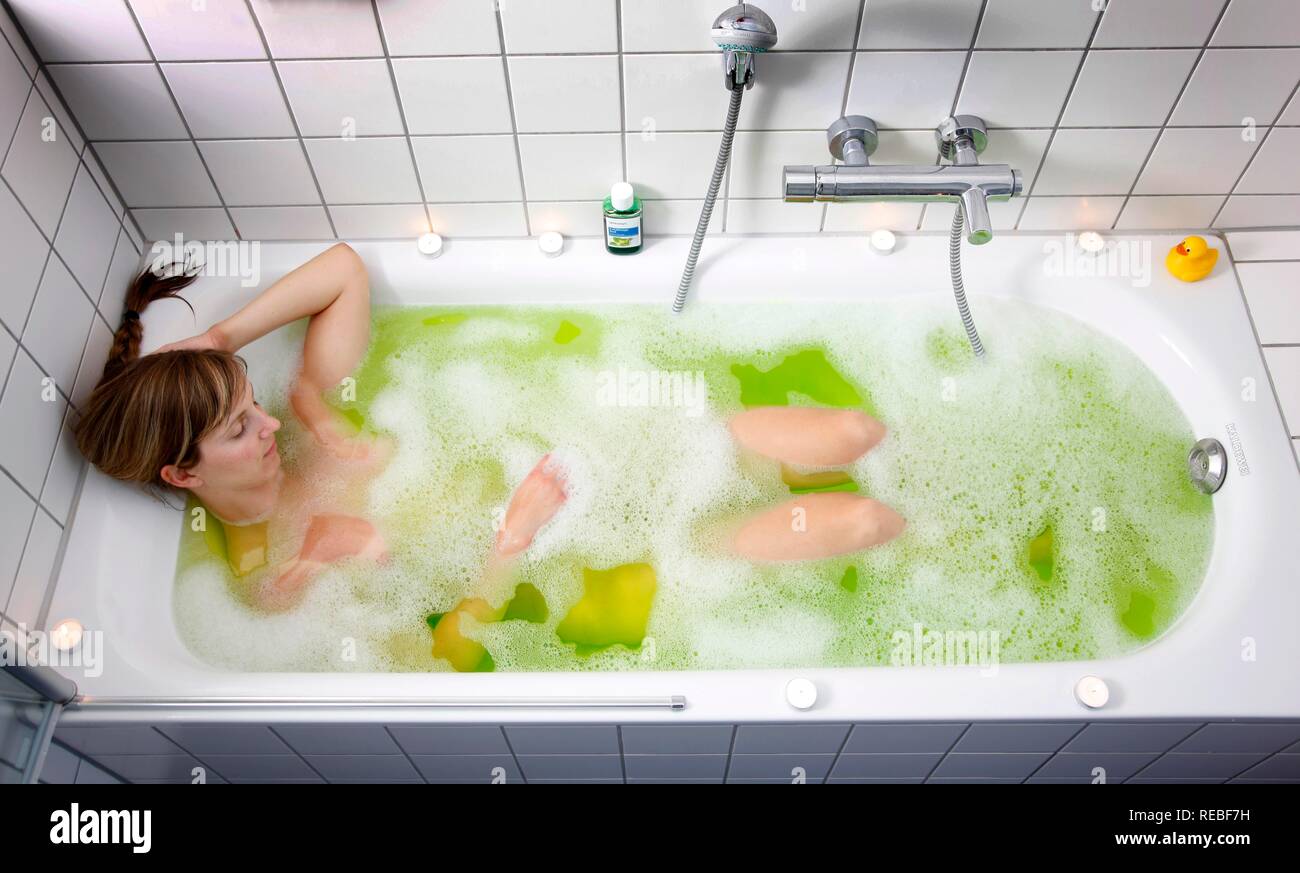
[159,243,374,452]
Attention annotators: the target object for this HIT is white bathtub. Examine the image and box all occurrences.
[47,232,1300,726]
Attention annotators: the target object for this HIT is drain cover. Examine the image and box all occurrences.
[1188,438,1227,494]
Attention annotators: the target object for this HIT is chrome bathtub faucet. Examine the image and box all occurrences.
[783,114,1022,245]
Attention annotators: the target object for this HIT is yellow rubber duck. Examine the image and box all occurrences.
[1166,235,1218,282]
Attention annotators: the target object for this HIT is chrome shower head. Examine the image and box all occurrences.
[711,4,777,90]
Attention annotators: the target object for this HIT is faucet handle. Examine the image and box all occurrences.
[827,115,877,166]
[936,115,988,164]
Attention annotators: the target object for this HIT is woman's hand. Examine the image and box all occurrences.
[152,325,230,356]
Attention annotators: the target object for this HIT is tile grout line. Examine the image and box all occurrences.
[921,0,991,234]
[1012,10,1106,231]
[245,0,339,240]
[382,725,429,784]
[722,724,738,783]
[1125,721,1209,782]
[498,725,528,785]
[615,0,627,185]
[266,724,331,784]
[820,723,855,784]
[923,723,972,783]
[1114,0,1232,231]
[1019,722,1089,783]
[366,0,431,235]
[1209,76,1300,228]
[119,1,240,241]
[817,0,868,234]
[494,5,531,237]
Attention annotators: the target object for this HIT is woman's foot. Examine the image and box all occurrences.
[494,454,569,557]
[730,492,905,562]
[729,407,885,467]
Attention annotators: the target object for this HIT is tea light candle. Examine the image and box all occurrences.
[417,232,443,258]
[870,228,896,254]
[538,231,564,257]
[50,619,83,652]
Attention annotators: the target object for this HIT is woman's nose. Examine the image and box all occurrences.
[262,410,282,434]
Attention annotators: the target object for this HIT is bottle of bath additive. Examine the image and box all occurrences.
[603,182,642,255]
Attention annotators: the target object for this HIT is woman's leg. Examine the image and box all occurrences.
[729,406,885,467]
[730,492,905,562]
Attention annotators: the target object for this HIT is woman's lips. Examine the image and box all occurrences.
[264,440,278,459]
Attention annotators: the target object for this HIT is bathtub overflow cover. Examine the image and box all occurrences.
[1187,438,1227,495]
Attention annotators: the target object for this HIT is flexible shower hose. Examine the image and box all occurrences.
[672,86,744,313]
[949,208,986,357]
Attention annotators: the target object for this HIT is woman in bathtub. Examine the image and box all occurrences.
[75,243,585,613]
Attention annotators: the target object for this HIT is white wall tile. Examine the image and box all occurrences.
[40,408,82,524]
[1063,50,1198,126]
[1093,0,1227,48]
[303,137,420,203]
[327,204,428,239]
[730,130,826,197]
[641,199,711,235]
[626,132,728,198]
[1115,195,1225,229]
[0,349,65,495]
[1212,0,1300,47]
[0,468,35,605]
[527,201,605,236]
[53,166,121,295]
[859,0,982,49]
[825,201,926,232]
[97,231,141,323]
[95,140,220,207]
[164,62,295,138]
[276,59,404,137]
[501,0,617,54]
[198,139,320,206]
[1262,347,1300,434]
[0,328,13,387]
[249,0,383,59]
[0,37,31,148]
[847,52,967,129]
[8,0,150,62]
[0,6,38,75]
[1170,49,1300,126]
[517,133,621,200]
[977,0,1099,48]
[1017,196,1127,230]
[1280,89,1300,124]
[392,57,513,135]
[33,73,85,155]
[871,130,941,165]
[1237,128,1300,194]
[411,136,521,202]
[623,54,731,132]
[956,51,1082,128]
[5,508,60,627]
[22,256,94,395]
[508,56,620,133]
[725,199,824,233]
[129,0,267,61]
[427,203,528,238]
[1034,129,1158,195]
[131,207,235,241]
[738,52,853,131]
[1238,262,1300,343]
[71,315,113,408]
[376,0,500,56]
[1,92,80,235]
[48,64,187,140]
[230,206,333,240]
[83,152,125,221]
[919,198,1024,230]
[0,180,50,334]
[1226,230,1300,259]
[1215,195,1300,227]
[1134,127,1261,194]
[621,0,861,52]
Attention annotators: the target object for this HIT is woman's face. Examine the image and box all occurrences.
[191,379,282,491]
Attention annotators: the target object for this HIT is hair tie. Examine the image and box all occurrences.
[122,310,140,322]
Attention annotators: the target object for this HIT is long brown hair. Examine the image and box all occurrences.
[74,267,248,488]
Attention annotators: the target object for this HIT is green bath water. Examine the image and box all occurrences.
[173,298,1214,672]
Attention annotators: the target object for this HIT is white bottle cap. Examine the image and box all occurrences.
[610,182,634,211]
